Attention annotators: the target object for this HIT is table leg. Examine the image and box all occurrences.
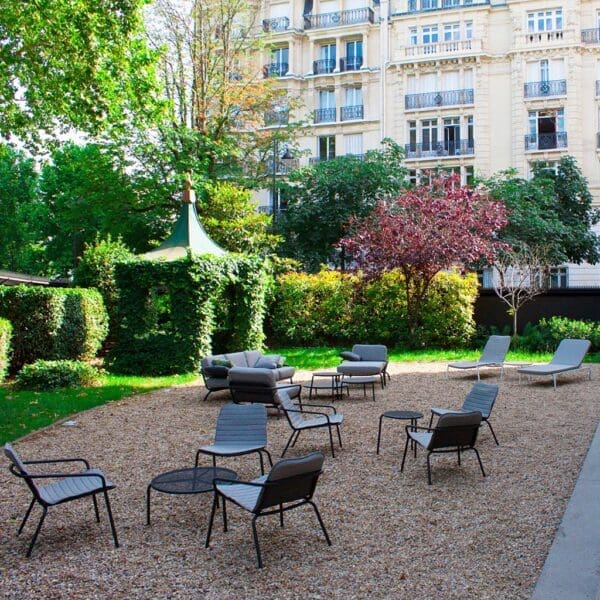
[146,485,152,525]
[376,415,384,454]
[411,418,417,458]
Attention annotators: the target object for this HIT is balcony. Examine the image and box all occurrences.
[404,39,481,59]
[268,158,300,174]
[407,0,489,13]
[304,8,374,30]
[522,30,564,45]
[340,56,363,71]
[405,89,474,110]
[263,62,288,78]
[582,28,600,43]
[524,132,568,151]
[264,110,289,126]
[524,79,567,98]
[262,16,290,32]
[314,108,336,123]
[404,139,474,159]
[309,156,335,165]
[313,59,336,74]
[340,105,364,121]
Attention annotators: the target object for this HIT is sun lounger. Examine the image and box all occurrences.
[447,335,511,381]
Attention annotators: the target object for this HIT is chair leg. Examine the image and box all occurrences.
[18,497,36,535]
[428,413,434,429]
[146,484,152,526]
[291,430,301,448]
[26,506,47,558]
[328,426,335,458]
[472,448,486,477]
[336,425,343,448]
[92,494,100,522]
[103,491,119,548]
[222,497,228,532]
[258,451,265,475]
[279,505,284,528]
[457,447,461,466]
[205,492,218,548]
[194,449,202,468]
[308,500,332,546]
[400,434,411,472]
[282,431,296,457]
[426,453,433,485]
[251,516,263,569]
[486,420,499,445]
[376,414,384,454]
[262,448,273,467]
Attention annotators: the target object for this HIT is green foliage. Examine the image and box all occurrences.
[519,317,600,353]
[277,140,408,271]
[1,0,161,144]
[108,254,271,375]
[199,182,281,255]
[0,318,12,382]
[270,269,478,348]
[0,285,108,372]
[16,360,102,391]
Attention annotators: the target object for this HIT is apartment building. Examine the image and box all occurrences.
[258,0,600,285]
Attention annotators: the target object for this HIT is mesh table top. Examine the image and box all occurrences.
[381,410,423,420]
[149,466,238,495]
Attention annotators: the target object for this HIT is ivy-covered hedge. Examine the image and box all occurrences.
[0,317,12,382]
[16,359,103,390]
[269,269,478,348]
[0,286,108,372]
[108,254,271,375]
[520,316,600,352]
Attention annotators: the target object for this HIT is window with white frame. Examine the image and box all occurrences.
[527,9,563,32]
[345,86,362,107]
[549,267,568,288]
[526,59,565,83]
[465,21,473,39]
[318,135,336,160]
[409,27,418,45]
[319,88,335,109]
[344,133,363,156]
[444,23,460,41]
[421,119,438,151]
[422,25,439,44]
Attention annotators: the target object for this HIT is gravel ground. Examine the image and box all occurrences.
[1,362,598,599]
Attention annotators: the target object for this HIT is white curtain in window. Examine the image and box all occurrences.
[420,72,437,93]
[344,133,363,155]
[551,58,565,79]
[526,61,538,82]
[319,0,339,13]
[442,70,459,91]
[345,87,362,106]
[270,3,289,18]
[463,68,474,89]
[319,89,335,109]
[407,75,417,93]
[346,0,365,9]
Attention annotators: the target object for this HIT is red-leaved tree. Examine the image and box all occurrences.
[340,175,509,336]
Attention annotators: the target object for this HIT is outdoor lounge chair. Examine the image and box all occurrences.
[429,382,500,445]
[447,335,511,381]
[337,344,389,387]
[195,403,273,475]
[518,338,592,389]
[4,443,119,557]
[401,412,486,485]
[228,367,301,410]
[278,390,344,458]
[205,451,331,568]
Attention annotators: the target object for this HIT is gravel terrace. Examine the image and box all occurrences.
[1,362,598,599]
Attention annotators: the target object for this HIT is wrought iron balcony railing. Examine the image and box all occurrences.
[404,139,474,159]
[314,108,336,123]
[262,16,290,32]
[264,110,289,126]
[524,79,567,98]
[407,0,489,13]
[340,105,364,121]
[263,62,289,78]
[313,59,336,74]
[268,158,300,174]
[304,7,374,30]
[404,88,474,110]
[524,132,568,151]
[582,28,600,43]
[340,56,363,71]
[309,156,335,165]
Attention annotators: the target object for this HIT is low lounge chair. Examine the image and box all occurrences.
[518,339,592,389]
[337,344,389,388]
[447,335,511,381]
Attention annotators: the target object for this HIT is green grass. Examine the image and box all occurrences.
[0,373,197,444]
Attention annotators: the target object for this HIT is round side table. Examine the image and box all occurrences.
[376,410,423,455]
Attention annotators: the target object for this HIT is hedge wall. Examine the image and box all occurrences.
[269,269,478,348]
[0,317,11,382]
[108,254,271,375]
[0,286,108,372]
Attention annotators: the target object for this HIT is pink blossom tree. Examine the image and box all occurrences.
[340,175,509,336]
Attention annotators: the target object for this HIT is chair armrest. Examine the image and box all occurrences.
[202,365,230,378]
[287,407,332,422]
[213,477,264,488]
[294,402,337,414]
[23,457,91,469]
[277,383,302,395]
[404,425,433,434]
[13,469,109,487]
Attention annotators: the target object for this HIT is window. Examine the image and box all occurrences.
[344,133,363,156]
[467,115,474,147]
[319,89,335,109]
[527,9,563,33]
[345,86,362,106]
[549,267,568,288]
[318,135,336,160]
[421,119,438,151]
[408,120,417,150]
[465,21,473,39]
[271,46,289,76]
[422,26,439,44]
[409,27,418,45]
[443,117,460,154]
[528,108,566,149]
[540,59,550,82]
[477,268,494,289]
[408,169,418,186]
[444,23,460,42]
[345,40,363,70]
[320,43,336,62]
[421,0,439,9]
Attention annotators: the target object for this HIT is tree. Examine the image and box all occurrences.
[199,182,281,255]
[0,0,160,144]
[340,175,508,336]
[277,140,408,271]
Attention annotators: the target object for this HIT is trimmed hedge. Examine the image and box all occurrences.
[108,254,271,375]
[520,316,600,352]
[16,359,102,390]
[269,269,478,348]
[0,318,12,382]
[0,285,108,372]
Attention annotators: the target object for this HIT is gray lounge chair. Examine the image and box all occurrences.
[205,451,331,568]
[195,403,273,474]
[518,339,592,389]
[401,412,486,485]
[447,335,511,381]
[4,443,119,557]
[337,344,389,387]
[228,367,301,410]
[429,382,500,445]
[278,390,344,458]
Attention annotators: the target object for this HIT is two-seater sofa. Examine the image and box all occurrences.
[200,350,295,401]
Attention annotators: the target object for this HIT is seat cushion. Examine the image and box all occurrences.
[518,363,578,375]
[217,482,262,512]
[275,366,295,381]
[199,443,265,456]
[38,469,114,505]
[226,352,251,368]
[408,431,433,450]
[299,414,344,429]
[337,361,385,376]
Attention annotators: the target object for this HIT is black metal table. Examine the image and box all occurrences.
[303,371,349,401]
[146,466,238,525]
[376,410,424,455]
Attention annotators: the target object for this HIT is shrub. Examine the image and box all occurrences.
[0,285,108,372]
[519,316,600,352]
[0,318,12,382]
[16,360,103,390]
